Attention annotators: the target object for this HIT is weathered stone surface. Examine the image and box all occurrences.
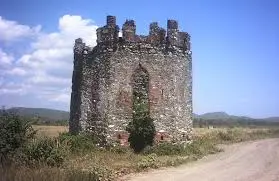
[69,15,193,144]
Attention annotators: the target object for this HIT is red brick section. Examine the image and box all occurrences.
[149,86,162,106]
[154,131,171,142]
[113,131,170,146]
[113,131,130,146]
[117,90,132,109]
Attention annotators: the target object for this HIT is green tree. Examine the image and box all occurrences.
[126,116,156,153]
[0,109,36,165]
[126,100,156,153]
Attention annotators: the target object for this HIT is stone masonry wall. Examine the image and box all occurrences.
[69,15,193,144]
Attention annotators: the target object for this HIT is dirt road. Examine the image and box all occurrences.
[126,138,279,181]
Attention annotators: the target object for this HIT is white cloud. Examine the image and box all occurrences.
[0,48,14,67]
[32,15,97,49]
[0,15,99,108]
[39,88,71,103]
[7,68,27,76]
[0,16,41,42]
[0,82,27,95]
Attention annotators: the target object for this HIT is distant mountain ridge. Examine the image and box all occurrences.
[263,117,279,122]
[194,111,250,120]
[194,111,279,122]
[6,107,69,122]
[195,112,230,119]
[4,107,279,123]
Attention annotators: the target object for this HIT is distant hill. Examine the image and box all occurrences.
[193,112,279,127]
[2,107,279,124]
[264,117,279,122]
[194,112,252,121]
[194,112,279,122]
[7,107,69,122]
[196,112,230,119]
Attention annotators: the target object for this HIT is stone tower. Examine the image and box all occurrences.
[69,15,193,144]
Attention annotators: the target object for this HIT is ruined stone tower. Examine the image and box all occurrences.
[69,15,193,144]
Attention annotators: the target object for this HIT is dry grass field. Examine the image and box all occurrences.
[193,127,271,136]
[32,125,219,138]
[33,125,272,138]
[2,125,277,181]
[32,125,68,137]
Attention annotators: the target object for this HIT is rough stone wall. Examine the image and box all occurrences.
[69,38,84,134]
[69,15,193,144]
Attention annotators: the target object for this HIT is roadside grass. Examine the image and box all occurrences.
[1,126,279,181]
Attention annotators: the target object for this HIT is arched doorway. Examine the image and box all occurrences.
[132,64,150,119]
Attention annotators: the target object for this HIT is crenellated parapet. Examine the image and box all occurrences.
[74,38,85,54]
[96,16,120,44]
[94,15,191,53]
[179,32,191,51]
[122,20,136,42]
[166,20,178,46]
[147,22,166,45]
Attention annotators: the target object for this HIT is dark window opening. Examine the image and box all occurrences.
[160,135,164,140]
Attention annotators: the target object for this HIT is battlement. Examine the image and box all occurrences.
[96,15,120,44]
[122,20,136,42]
[95,15,190,50]
[106,15,116,26]
[167,20,178,29]
[74,38,85,54]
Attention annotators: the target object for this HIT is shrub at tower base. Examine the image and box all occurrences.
[126,116,156,153]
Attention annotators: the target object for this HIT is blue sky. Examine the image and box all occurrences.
[0,0,278,118]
